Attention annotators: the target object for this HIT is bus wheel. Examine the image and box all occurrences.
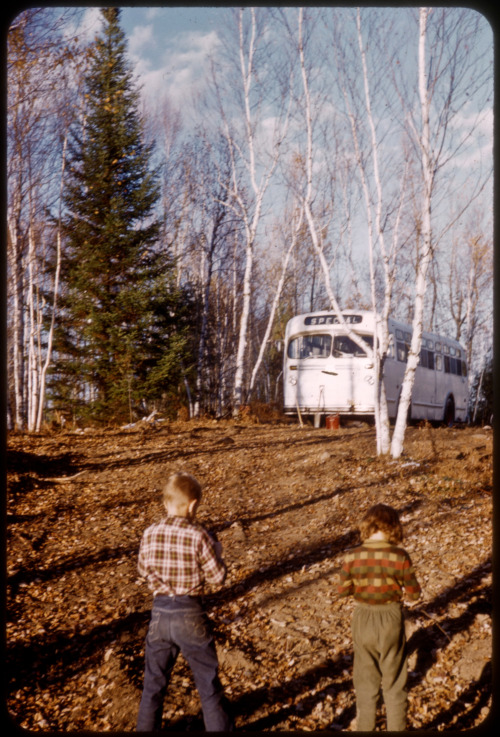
[443,397,455,426]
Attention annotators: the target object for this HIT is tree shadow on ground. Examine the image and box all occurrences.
[209,484,423,536]
[6,449,83,498]
[6,548,492,732]
[7,542,138,597]
[178,557,492,731]
[74,425,378,473]
[420,660,492,731]
[163,655,355,732]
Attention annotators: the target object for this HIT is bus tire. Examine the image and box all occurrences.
[443,396,455,426]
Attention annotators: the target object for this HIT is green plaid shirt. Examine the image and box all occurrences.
[138,516,226,596]
[337,539,421,604]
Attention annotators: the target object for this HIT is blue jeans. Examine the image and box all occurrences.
[136,595,232,732]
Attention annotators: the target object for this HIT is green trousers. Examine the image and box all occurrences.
[352,602,408,731]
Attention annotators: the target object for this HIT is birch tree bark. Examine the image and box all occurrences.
[390,5,492,454]
[35,134,67,431]
[7,8,83,430]
[391,8,434,458]
[210,8,291,413]
[7,208,25,430]
[26,220,39,432]
[351,10,409,453]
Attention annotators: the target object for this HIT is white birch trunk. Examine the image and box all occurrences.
[8,212,25,431]
[391,8,433,458]
[35,227,61,431]
[231,9,258,411]
[229,8,289,412]
[35,134,67,431]
[233,224,254,410]
[355,9,392,454]
[27,222,39,432]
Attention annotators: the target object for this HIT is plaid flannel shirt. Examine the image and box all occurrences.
[138,516,226,596]
[337,539,421,605]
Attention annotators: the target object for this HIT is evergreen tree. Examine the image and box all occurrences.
[52,8,184,423]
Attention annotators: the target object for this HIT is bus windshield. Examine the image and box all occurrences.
[287,334,332,359]
[287,332,374,359]
[333,334,373,357]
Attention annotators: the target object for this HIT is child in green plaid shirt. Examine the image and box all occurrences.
[136,472,232,732]
[337,504,421,731]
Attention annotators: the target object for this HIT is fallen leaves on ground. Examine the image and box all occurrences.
[6,415,492,731]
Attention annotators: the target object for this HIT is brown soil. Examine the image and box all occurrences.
[6,412,493,731]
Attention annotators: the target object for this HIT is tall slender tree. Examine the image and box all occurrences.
[53,7,174,423]
[7,7,83,430]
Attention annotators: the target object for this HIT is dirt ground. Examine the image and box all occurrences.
[6,411,493,732]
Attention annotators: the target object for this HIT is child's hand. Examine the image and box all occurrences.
[207,530,223,559]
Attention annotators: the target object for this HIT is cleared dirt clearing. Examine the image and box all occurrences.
[6,418,492,731]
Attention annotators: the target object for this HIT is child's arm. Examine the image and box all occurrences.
[336,560,354,598]
[137,533,148,578]
[401,554,421,602]
[199,530,227,586]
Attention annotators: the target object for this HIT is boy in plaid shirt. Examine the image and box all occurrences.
[136,472,232,732]
[337,504,421,731]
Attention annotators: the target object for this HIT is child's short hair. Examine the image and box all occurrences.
[359,504,403,544]
[163,472,202,509]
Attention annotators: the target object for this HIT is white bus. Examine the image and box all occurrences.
[283,310,468,425]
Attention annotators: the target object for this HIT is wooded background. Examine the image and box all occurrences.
[7,7,493,439]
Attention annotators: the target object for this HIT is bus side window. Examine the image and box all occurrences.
[436,354,443,371]
[462,360,468,377]
[420,348,435,370]
[397,342,408,362]
[444,355,451,373]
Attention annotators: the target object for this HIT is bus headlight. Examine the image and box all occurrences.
[289,377,297,386]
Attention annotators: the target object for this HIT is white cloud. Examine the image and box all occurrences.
[144,8,162,23]
[137,29,221,110]
[128,24,156,59]
[60,7,103,46]
[450,105,493,139]
[78,8,104,44]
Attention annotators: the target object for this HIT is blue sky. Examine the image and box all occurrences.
[76,5,493,253]
[121,5,225,40]
[76,6,227,112]
[79,7,493,125]
[121,6,227,108]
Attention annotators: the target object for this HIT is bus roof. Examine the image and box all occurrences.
[285,310,465,351]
